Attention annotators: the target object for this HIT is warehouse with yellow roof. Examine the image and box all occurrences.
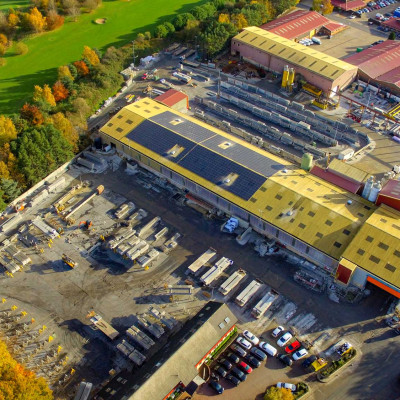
[99,98,400,298]
[231,27,358,96]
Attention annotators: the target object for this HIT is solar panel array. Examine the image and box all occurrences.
[150,111,215,142]
[127,118,267,200]
[126,120,195,162]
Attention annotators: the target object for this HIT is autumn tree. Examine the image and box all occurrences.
[58,65,74,80]
[321,0,333,14]
[0,44,5,56]
[83,0,98,12]
[231,13,248,30]
[63,0,80,19]
[0,34,7,46]
[218,13,230,24]
[7,13,20,30]
[52,81,69,102]
[74,60,89,76]
[0,116,17,145]
[20,103,44,125]
[82,45,100,66]
[51,112,78,150]
[46,10,64,30]
[33,85,43,103]
[26,7,46,32]
[15,42,28,55]
[264,386,294,400]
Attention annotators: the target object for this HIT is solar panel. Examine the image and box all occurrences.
[150,111,215,143]
[126,120,196,162]
[179,146,266,200]
[202,136,285,177]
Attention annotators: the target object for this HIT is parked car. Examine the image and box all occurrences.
[226,352,240,364]
[349,14,356,18]
[215,366,228,378]
[236,336,252,350]
[272,326,285,337]
[293,348,309,361]
[244,354,261,368]
[302,355,318,368]
[231,367,247,381]
[209,380,224,394]
[277,382,297,392]
[277,354,293,366]
[226,373,241,386]
[243,330,260,345]
[238,361,253,374]
[219,358,232,370]
[259,341,278,356]
[250,347,267,361]
[230,344,247,358]
[285,340,301,354]
[277,332,293,347]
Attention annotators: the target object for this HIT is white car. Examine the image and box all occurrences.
[236,336,252,350]
[272,326,284,337]
[243,330,259,345]
[277,332,292,347]
[293,348,308,361]
[349,14,356,18]
[277,382,297,392]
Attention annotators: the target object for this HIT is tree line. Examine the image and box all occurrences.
[149,0,300,57]
[0,44,132,210]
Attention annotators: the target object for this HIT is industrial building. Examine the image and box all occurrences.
[260,10,347,41]
[331,0,366,11]
[376,179,400,210]
[231,27,358,96]
[345,40,400,96]
[96,302,237,400]
[154,89,189,111]
[98,98,400,297]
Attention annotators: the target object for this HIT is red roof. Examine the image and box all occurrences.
[345,40,400,79]
[382,18,400,31]
[322,21,346,32]
[260,10,330,39]
[379,179,400,199]
[331,0,365,10]
[310,166,362,193]
[155,89,188,108]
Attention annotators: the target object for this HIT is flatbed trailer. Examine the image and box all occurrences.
[200,257,233,286]
[251,289,279,319]
[235,279,262,307]
[219,269,247,296]
[186,248,217,275]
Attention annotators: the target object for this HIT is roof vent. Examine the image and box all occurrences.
[347,200,352,205]
[282,169,288,173]
[287,210,293,216]
[223,178,231,184]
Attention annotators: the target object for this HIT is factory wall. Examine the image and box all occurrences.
[231,41,356,95]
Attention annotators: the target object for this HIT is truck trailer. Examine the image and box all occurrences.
[235,279,262,307]
[219,269,247,296]
[200,257,233,286]
[186,247,217,275]
[251,289,279,319]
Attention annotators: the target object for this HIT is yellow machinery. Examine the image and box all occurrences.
[386,102,400,120]
[311,358,327,372]
[281,65,289,88]
[303,83,323,97]
[287,68,295,91]
[62,254,78,268]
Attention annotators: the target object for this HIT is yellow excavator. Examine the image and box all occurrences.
[62,254,78,269]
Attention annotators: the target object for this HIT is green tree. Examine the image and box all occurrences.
[0,178,20,202]
[164,22,175,34]
[154,23,169,38]
[173,12,195,30]
[0,189,7,211]
[15,42,29,55]
[67,63,78,79]
[192,3,217,20]
[200,21,234,56]
[389,31,396,40]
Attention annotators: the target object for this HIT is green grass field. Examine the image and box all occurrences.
[0,0,206,115]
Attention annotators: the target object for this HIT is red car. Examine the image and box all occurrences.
[238,361,253,374]
[285,340,301,354]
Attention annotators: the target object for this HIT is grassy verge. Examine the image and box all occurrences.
[320,348,357,378]
[0,0,207,115]
[206,326,238,365]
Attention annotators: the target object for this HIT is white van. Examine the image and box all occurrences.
[259,342,278,357]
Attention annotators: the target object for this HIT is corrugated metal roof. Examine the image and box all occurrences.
[342,204,400,286]
[260,10,329,39]
[379,179,400,199]
[310,165,362,193]
[376,65,400,86]
[154,89,188,108]
[345,40,400,79]
[102,98,376,260]
[382,18,400,31]
[322,21,347,32]
[327,158,370,183]
[331,0,365,10]
[233,27,357,81]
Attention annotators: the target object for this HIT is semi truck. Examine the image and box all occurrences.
[251,289,279,319]
[186,247,217,275]
[219,269,247,296]
[200,257,233,286]
[235,279,262,307]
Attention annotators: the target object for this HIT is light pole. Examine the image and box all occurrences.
[131,41,137,68]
